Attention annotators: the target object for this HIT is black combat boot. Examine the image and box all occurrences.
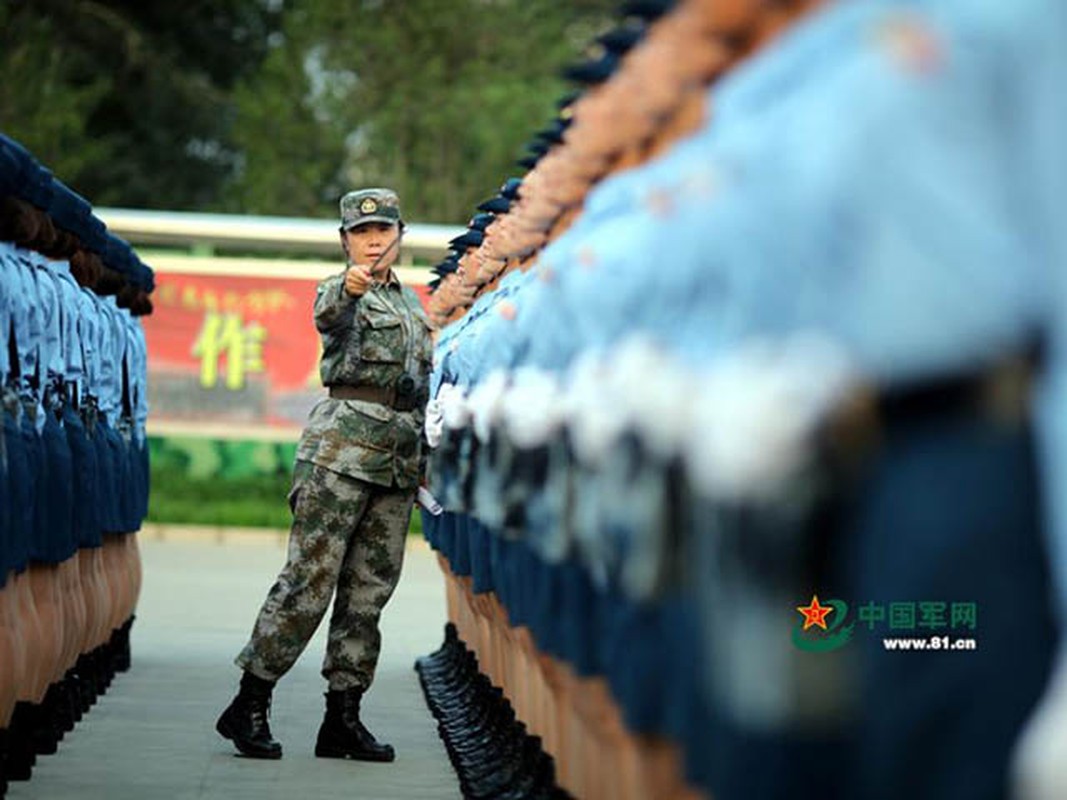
[315,688,395,762]
[215,672,283,759]
[111,615,134,674]
[5,702,37,781]
[0,726,8,797]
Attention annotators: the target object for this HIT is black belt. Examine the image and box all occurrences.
[827,355,1036,460]
[329,385,394,405]
[328,384,427,412]
[878,356,1033,428]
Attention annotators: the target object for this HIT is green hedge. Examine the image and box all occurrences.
[147,466,295,528]
[146,436,424,535]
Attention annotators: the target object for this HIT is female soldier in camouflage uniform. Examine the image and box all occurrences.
[216,188,433,762]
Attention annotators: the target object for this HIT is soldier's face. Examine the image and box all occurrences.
[344,222,400,273]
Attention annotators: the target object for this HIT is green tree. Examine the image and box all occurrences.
[2,0,615,219]
[226,0,616,222]
[223,7,348,216]
[0,0,281,209]
[0,6,115,187]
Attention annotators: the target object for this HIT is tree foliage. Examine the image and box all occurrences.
[1,0,281,208]
[1,0,616,221]
[226,0,617,221]
[0,5,116,190]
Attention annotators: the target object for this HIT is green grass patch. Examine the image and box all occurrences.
[147,463,426,534]
[147,466,294,528]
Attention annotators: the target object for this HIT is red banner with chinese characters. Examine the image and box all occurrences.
[144,271,430,435]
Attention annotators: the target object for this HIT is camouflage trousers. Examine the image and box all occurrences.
[235,460,414,691]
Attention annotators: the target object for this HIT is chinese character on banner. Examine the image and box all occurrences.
[192,311,267,390]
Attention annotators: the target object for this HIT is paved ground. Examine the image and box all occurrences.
[9,532,461,800]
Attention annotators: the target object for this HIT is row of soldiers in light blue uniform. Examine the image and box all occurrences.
[0,133,153,793]
[422,0,1067,798]
[0,235,150,570]
[0,134,151,583]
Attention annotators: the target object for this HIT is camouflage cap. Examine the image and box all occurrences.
[339,187,402,230]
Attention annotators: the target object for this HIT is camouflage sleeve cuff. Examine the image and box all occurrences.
[314,274,359,332]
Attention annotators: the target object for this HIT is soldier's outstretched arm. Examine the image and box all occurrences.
[314,274,358,333]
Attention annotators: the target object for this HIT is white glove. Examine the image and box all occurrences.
[563,351,626,466]
[610,336,696,459]
[1012,644,1067,800]
[502,367,564,448]
[424,384,458,448]
[467,370,510,443]
[685,333,857,502]
[441,384,471,431]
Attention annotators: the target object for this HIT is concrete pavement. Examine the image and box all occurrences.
[9,533,461,800]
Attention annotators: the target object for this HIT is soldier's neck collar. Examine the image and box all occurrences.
[380,269,401,289]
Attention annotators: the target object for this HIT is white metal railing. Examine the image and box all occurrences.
[96,207,464,262]
[141,252,433,285]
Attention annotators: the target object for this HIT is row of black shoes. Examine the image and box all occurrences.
[0,615,134,797]
[415,623,572,800]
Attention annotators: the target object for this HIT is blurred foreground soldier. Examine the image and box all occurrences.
[217,188,433,762]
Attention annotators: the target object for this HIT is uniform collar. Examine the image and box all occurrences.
[370,269,402,291]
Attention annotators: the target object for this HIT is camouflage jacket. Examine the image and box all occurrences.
[296,269,433,490]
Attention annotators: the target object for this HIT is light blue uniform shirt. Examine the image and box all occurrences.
[42,260,86,391]
[0,243,16,384]
[5,246,38,395]
[432,270,529,394]
[128,315,149,433]
[97,297,127,426]
[511,0,1049,380]
[461,269,537,385]
[76,287,101,401]
[28,254,62,395]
